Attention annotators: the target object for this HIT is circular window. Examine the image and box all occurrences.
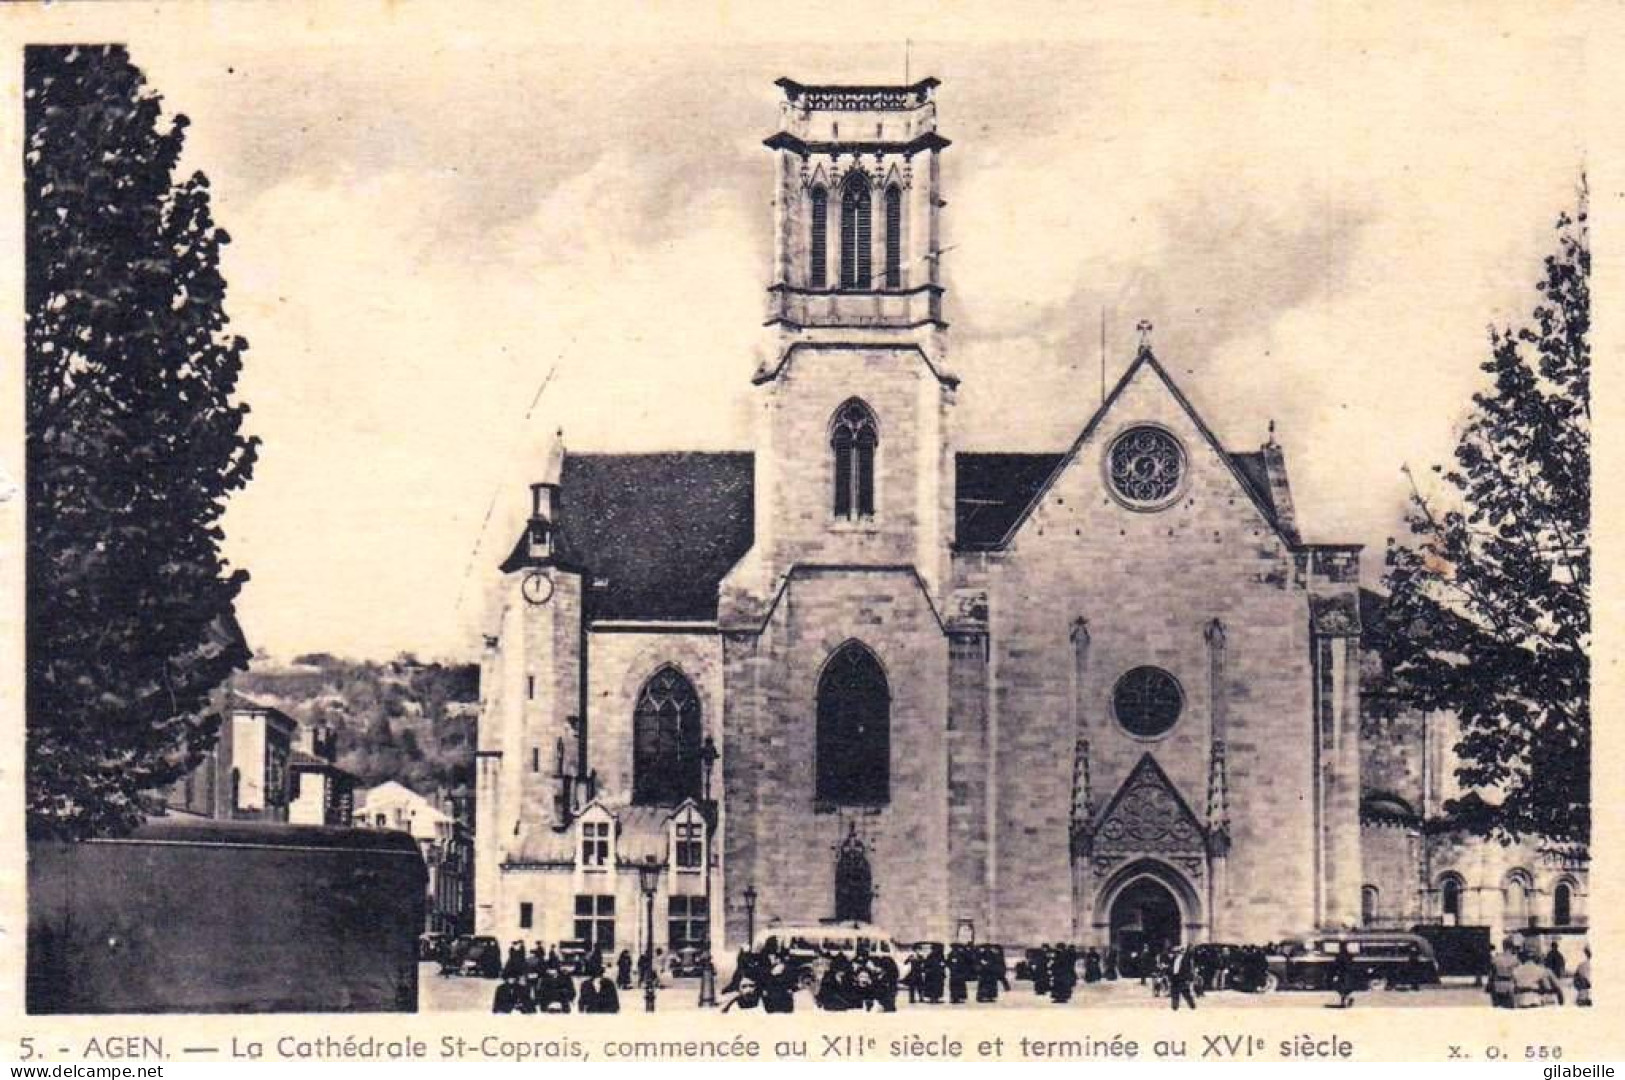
[1106,426,1185,508]
[1112,666,1184,739]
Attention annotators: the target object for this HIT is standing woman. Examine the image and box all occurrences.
[1331,943,1357,1009]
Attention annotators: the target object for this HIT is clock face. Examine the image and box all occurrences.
[521,571,555,606]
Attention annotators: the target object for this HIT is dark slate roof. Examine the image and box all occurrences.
[503,453,754,621]
[954,453,1064,550]
[1227,451,1278,521]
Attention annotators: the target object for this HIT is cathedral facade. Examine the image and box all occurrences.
[473,77,1372,958]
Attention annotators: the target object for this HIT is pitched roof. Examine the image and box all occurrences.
[957,348,1295,551]
[954,453,1064,550]
[502,452,755,621]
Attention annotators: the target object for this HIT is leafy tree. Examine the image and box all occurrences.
[25,46,258,838]
[1377,190,1589,847]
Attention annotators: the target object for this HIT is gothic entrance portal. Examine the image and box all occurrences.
[834,827,872,923]
[1108,877,1183,967]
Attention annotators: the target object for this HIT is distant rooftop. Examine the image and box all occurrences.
[775,76,939,110]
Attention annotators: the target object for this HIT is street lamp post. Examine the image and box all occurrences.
[637,854,660,1013]
[743,884,758,949]
[698,735,720,1007]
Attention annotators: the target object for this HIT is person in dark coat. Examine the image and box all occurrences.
[493,977,521,1014]
[1104,946,1119,981]
[817,955,855,1011]
[1050,945,1077,1003]
[1085,949,1103,984]
[762,956,797,1014]
[948,944,972,1004]
[903,949,923,1004]
[585,947,605,978]
[1546,942,1568,979]
[1331,944,1357,1009]
[578,970,620,1014]
[974,946,1001,1003]
[537,964,577,1013]
[871,951,900,1012]
[1167,946,1198,1011]
[1032,946,1052,996]
[616,950,634,991]
[502,942,527,981]
[922,944,947,1003]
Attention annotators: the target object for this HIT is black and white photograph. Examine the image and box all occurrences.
[3,0,1611,1064]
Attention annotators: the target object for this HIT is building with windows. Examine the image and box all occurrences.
[473,76,1529,957]
[1358,590,1588,944]
[355,781,475,935]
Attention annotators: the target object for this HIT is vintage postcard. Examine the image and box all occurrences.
[0,0,1619,1068]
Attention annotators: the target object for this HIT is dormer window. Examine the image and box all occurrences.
[669,803,706,872]
[831,398,877,520]
[579,817,612,869]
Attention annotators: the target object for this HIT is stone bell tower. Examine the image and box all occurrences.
[761,77,950,355]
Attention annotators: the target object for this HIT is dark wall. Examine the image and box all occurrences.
[28,819,425,1014]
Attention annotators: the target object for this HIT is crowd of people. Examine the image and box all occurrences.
[486,940,686,1014]
[1487,938,1589,1010]
[476,932,1593,1014]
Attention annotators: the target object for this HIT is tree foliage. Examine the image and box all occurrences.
[25,46,258,838]
[1377,191,1589,847]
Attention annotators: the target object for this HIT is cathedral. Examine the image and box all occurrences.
[473,77,1583,961]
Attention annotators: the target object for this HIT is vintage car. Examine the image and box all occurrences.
[1187,943,1272,992]
[1264,932,1440,992]
[752,924,901,990]
[667,944,710,977]
[458,935,503,978]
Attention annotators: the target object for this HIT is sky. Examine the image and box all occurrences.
[44,3,1586,661]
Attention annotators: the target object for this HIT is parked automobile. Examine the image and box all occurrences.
[752,924,901,990]
[458,935,502,978]
[419,932,449,963]
[1407,924,1491,980]
[1264,932,1439,992]
[668,944,709,977]
[1186,943,1272,992]
[555,939,594,975]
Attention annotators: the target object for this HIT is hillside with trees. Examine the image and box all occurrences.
[234,654,479,795]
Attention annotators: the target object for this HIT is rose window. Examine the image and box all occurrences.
[1107,426,1185,507]
[1112,666,1184,739]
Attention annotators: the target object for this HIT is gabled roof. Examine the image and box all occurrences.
[963,348,1295,552]
[502,452,755,621]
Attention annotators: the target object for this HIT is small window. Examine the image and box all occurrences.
[581,820,611,868]
[1554,881,1574,927]
[1361,885,1380,926]
[675,820,704,870]
[519,901,534,929]
[1441,876,1463,923]
[528,674,536,700]
[574,894,616,950]
[531,746,540,773]
[668,895,709,949]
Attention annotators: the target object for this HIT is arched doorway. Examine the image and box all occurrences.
[834,827,873,923]
[1109,877,1183,959]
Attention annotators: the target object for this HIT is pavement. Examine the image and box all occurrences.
[419,963,1538,1013]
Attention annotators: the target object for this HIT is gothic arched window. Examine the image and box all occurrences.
[1361,885,1380,926]
[809,186,828,288]
[633,666,702,806]
[816,642,890,805]
[883,185,902,288]
[840,173,872,289]
[830,398,878,519]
